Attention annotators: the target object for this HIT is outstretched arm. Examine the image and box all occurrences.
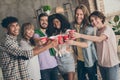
[65,40,88,48]
[73,32,107,43]
[33,39,58,56]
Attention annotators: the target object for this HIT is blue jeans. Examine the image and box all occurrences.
[40,66,59,80]
[77,60,98,80]
[99,64,119,80]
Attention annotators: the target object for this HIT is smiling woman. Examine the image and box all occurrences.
[20,23,41,80]
[46,13,76,80]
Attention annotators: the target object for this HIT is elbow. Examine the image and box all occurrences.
[96,39,103,43]
[94,37,103,43]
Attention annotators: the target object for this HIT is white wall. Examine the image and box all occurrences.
[103,0,120,14]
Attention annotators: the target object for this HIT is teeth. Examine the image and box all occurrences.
[15,31,18,32]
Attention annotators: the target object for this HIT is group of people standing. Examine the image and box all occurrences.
[0,4,119,80]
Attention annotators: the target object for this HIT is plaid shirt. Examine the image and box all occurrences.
[0,34,33,80]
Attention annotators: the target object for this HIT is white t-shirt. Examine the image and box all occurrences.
[96,26,119,67]
[20,39,41,80]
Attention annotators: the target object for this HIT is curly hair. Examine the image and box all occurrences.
[46,13,70,36]
[1,16,18,28]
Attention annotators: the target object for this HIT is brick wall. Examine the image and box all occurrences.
[88,0,96,13]
[77,0,105,13]
[88,0,105,13]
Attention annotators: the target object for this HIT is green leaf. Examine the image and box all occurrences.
[117,26,120,29]
[115,31,120,35]
[112,26,117,31]
[113,25,117,28]
[112,27,117,31]
[43,5,51,11]
[118,21,120,27]
[114,15,119,23]
[118,31,120,34]
[108,21,112,24]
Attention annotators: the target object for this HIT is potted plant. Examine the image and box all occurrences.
[109,15,120,45]
[43,5,51,15]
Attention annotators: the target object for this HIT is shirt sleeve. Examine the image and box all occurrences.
[84,26,94,46]
[33,33,40,38]
[86,26,94,35]
[101,26,111,39]
[1,40,34,59]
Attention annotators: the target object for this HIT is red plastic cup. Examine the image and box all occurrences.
[57,35,64,44]
[63,34,69,41]
[49,36,56,41]
[67,29,76,40]
[40,37,48,43]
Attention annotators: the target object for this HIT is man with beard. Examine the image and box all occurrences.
[33,13,59,80]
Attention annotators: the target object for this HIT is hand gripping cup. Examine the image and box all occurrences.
[57,35,64,44]
[66,29,76,40]
[62,34,69,42]
[40,37,48,44]
[49,36,56,40]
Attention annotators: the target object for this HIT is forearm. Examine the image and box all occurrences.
[2,43,33,58]
[74,41,88,48]
[33,44,51,56]
[80,34,101,42]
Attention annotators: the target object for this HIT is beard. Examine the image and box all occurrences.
[40,26,47,29]
[40,24,47,29]
[40,25,47,29]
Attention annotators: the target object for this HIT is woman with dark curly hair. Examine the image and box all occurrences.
[46,13,75,80]
[46,13,70,36]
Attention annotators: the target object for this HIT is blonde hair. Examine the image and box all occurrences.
[21,22,34,38]
[74,4,90,29]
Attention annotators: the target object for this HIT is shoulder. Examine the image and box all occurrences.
[105,26,112,30]
[20,39,28,46]
[20,39,24,42]
[104,26,113,34]
[35,29,40,33]
[101,26,115,39]
[87,24,94,29]
[70,21,76,29]
[70,21,76,26]
[86,25,94,31]
[20,39,32,49]
[0,34,7,46]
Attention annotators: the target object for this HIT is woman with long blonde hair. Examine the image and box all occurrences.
[20,23,41,80]
[68,4,98,80]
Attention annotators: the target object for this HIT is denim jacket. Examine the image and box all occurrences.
[71,22,98,67]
